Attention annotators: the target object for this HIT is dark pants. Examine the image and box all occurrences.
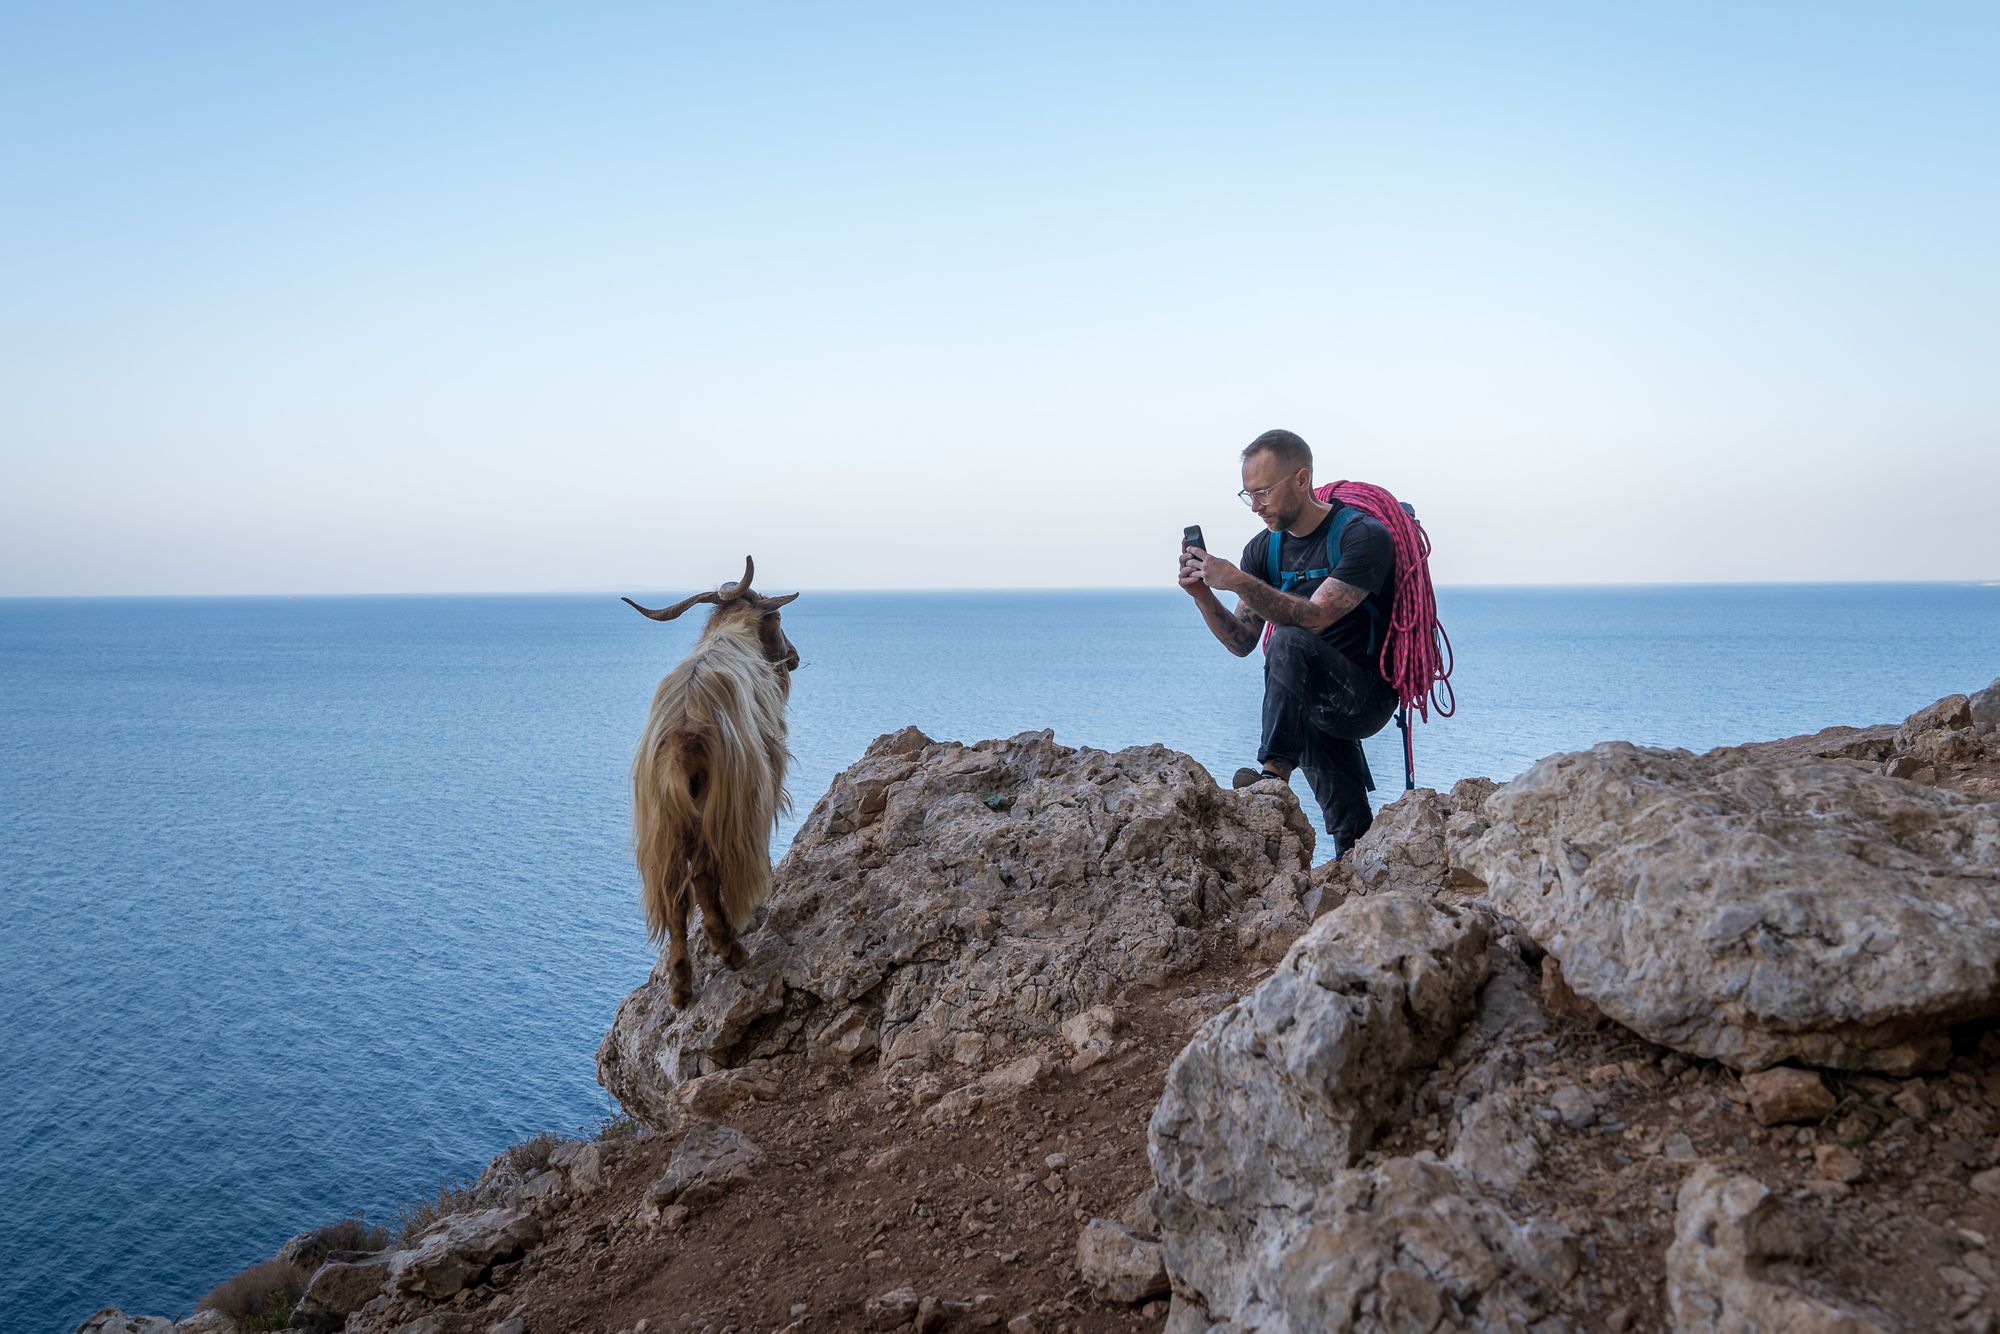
[1260,626,1400,853]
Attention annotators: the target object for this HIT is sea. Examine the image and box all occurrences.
[2,585,1995,1332]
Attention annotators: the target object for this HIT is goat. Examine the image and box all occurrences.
[623,556,800,1008]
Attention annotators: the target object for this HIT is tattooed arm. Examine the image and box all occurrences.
[1185,548,1367,637]
[1180,547,1266,657]
[1231,569,1368,633]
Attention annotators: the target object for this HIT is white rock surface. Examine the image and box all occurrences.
[1077,1218,1170,1303]
[74,1312,176,1334]
[1159,1155,1576,1332]
[385,1206,543,1300]
[1150,893,1550,1328]
[600,728,1316,1125]
[1666,1164,1885,1331]
[293,1255,393,1327]
[1468,735,2000,1073]
[172,1314,237,1334]
[1316,780,1497,907]
[645,1121,762,1209]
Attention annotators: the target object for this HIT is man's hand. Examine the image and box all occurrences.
[1183,548,1245,595]
[1183,544,1265,656]
[1177,545,1209,597]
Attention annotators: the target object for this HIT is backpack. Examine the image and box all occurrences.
[1259,480,1455,789]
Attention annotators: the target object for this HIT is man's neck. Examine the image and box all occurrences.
[1285,493,1334,538]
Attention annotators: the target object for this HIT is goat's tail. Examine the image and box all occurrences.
[633,729,700,946]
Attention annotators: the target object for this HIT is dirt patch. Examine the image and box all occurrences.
[458,959,1269,1334]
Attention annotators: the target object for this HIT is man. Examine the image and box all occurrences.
[1178,429,1400,857]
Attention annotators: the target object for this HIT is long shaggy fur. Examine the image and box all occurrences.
[632,614,792,946]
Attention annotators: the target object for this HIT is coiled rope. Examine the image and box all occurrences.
[1320,480,1456,786]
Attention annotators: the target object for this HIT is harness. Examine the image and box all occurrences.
[1262,506,1414,790]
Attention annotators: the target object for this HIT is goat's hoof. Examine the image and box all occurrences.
[722,941,750,971]
[668,976,693,1009]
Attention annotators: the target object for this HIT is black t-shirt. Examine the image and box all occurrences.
[1241,506,1397,669]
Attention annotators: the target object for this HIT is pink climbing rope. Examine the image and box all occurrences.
[1317,479,1456,725]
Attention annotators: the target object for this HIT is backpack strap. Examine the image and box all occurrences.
[1260,506,1378,652]
[1323,507,1391,657]
[1267,506,1359,593]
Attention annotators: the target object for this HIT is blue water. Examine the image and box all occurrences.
[1,586,1994,1331]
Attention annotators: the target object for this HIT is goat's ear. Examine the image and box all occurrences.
[762,592,800,609]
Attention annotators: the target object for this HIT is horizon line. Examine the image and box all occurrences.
[4,578,1999,602]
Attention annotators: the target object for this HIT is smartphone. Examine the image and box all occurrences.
[1182,525,1206,551]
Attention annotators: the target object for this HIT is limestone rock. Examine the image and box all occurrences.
[1666,1165,1884,1331]
[1149,893,1502,1326]
[1062,1004,1124,1072]
[1896,694,1973,751]
[1447,1092,1545,1193]
[543,1137,605,1193]
[1340,787,1451,893]
[645,1121,761,1210]
[472,1143,539,1207]
[1814,1145,1865,1184]
[1077,1218,1169,1303]
[1971,678,2000,733]
[1315,781,1497,907]
[172,1314,237,1334]
[673,1067,782,1120]
[1118,1186,1160,1236]
[74,1312,176,1334]
[600,729,1316,1126]
[385,1206,542,1300]
[924,1054,1051,1125]
[864,1287,923,1329]
[1159,1155,1576,1332]
[276,1221,360,1271]
[1716,723,1899,769]
[1468,733,2000,1073]
[292,1256,392,1331]
[1742,1067,1836,1125]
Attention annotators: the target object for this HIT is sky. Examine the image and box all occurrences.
[1,2,1995,595]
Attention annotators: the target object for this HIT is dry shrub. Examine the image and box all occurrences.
[395,1175,479,1248]
[497,1130,563,1175]
[309,1212,389,1258]
[198,1257,307,1329]
[591,1112,640,1142]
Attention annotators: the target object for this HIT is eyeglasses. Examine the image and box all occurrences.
[1237,480,1289,507]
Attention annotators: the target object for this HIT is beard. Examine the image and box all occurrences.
[1266,490,1307,530]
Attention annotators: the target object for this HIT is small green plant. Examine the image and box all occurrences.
[589,1111,640,1142]
[246,1289,294,1332]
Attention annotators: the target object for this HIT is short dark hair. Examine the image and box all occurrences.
[1242,429,1312,476]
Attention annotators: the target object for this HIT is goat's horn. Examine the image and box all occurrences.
[621,591,717,622]
[763,591,799,608]
[719,555,754,601]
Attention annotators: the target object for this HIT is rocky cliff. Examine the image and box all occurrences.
[86,680,2000,1334]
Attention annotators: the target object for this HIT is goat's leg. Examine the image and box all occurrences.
[666,873,694,1008]
[690,854,750,971]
